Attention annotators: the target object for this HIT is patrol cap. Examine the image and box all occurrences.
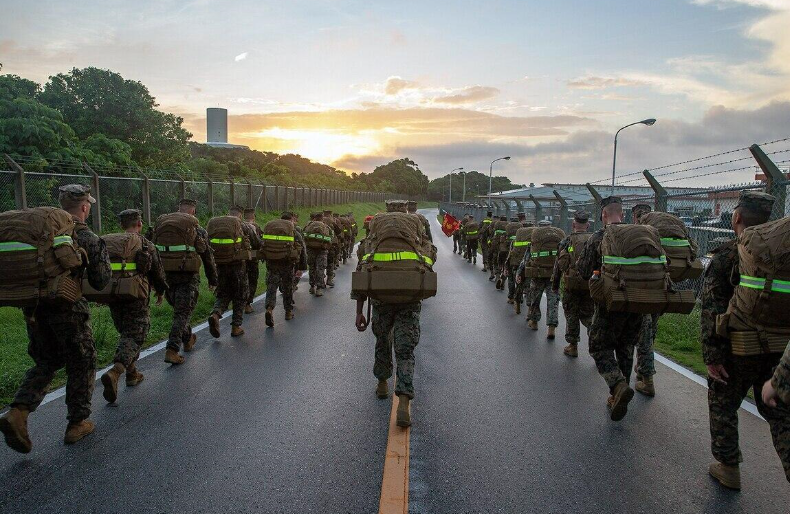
[58,184,96,207]
[735,190,775,215]
[601,196,622,209]
[323,209,333,215]
[510,217,519,222]
[573,210,590,223]
[499,216,508,221]
[517,212,526,219]
[523,221,535,227]
[486,211,493,217]
[118,208,142,225]
[632,203,652,213]
[537,220,552,226]
[178,198,197,206]
[386,200,408,213]
[243,208,255,216]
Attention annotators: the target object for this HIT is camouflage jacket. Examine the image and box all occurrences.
[551,235,573,291]
[167,226,218,287]
[772,343,790,405]
[479,218,493,242]
[415,213,433,242]
[575,227,605,281]
[74,219,112,314]
[242,222,262,251]
[700,239,738,365]
[140,237,169,296]
[294,227,308,271]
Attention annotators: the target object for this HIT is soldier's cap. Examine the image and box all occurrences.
[524,221,535,227]
[243,208,255,216]
[632,203,652,213]
[486,211,493,216]
[499,216,508,221]
[735,190,775,215]
[312,211,322,217]
[510,217,519,222]
[58,184,96,205]
[600,196,622,208]
[517,212,526,219]
[385,200,408,213]
[323,209,333,215]
[573,210,590,223]
[118,208,142,224]
[178,198,197,206]
[229,204,244,212]
[537,220,552,226]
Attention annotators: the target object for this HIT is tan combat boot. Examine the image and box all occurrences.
[514,301,521,315]
[208,312,221,338]
[609,381,635,421]
[547,326,556,340]
[309,286,316,295]
[164,348,184,365]
[265,307,274,327]
[285,311,294,321]
[709,462,741,490]
[125,365,144,387]
[527,320,538,331]
[376,379,389,399]
[563,344,578,358]
[315,288,324,297]
[396,395,411,427]
[635,374,656,397]
[100,362,125,403]
[327,279,335,288]
[64,419,95,445]
[507,298,515,305]
[183,333,197,353]
[231,325,245,337]
[244,304,254,314]
[0,406,32,453]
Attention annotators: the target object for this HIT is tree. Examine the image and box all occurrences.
[365,158,429,196]
[427,171,524,201]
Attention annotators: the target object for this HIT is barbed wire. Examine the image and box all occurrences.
[659,158,790,185]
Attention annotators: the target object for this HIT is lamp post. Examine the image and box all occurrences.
[449,167,463,202]
[460,170,477,202]
[489,157,511,194]
[612,118,656,192]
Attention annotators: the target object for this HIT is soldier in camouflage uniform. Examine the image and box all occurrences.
[0,185,111,452]
[701,191,790,489]
[324,210,339,287]
[243,208,263,313]
[353,200,427,428]
[763,342,790,407]
[576,196,641,422]
[407,201,433,242]
[208,206,261,338]
[551,210,593,357]
[479,210,494,273]
[517,220,560,339]
[305,212,330,297]
[264,212,305,327]
[630,203,658,397]
[100,209,169,404]
[163,199,218,365]
[491,215,508,283]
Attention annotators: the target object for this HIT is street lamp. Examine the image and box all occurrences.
[449,167,463,202]
[612,118,656,192]
[489,157,511,195]
[460,170,477,202]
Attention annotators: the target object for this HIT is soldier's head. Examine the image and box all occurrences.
[510,217,519,222]
[468,214,475,220]
[600,196,624,225]
[407,201,418,213]
[178,198,197,216]
[572,210,590,232]
[323,209,333,218]
[631,203,652,223]
[314,212,324,221]
[523,221,535,228]
[244,208,256,222]
[499,215,507,221]
[281,211,295,222]
[229,205,244,219]
[385,200,408,213]
[486,211,493,218]
[119,209,143,233]
[58,184,95,221]
[732,191,775,235]
[517,212,526,221]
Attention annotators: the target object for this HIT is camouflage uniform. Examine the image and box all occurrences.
[771,343,790,405]
[552,234,594,344]
[371,301,421,399]
[479,215,493,271]
[518,251,559,327]
[165,226,218,351]
[307,248,328,289]
[13,212,111,423]
[702,238,790,480]
[453,225,462,253]
[576,227,642,390]
[265,228,303,313]
[211,222,260,327]
[636,313,658,377]
[244,217,263,304]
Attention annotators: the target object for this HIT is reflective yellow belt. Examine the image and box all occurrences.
[660,238,691,247]
[156,244,195,252]
[262,235,294,242]
[513,241,530,247]
[111,262,137,271]
[531,250,558,258]
[210,237,243,244]
[739,275,790,293]
[603,255,667,265]
[362,251,434,266]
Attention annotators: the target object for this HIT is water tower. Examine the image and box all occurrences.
[206,108,228,143]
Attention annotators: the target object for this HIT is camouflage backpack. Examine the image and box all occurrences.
[207,216,251,264]
[509,227,534,266]
[153,212,203,273]
[261,219,300,261]
[524,226,565,278]
[558,232,592,291]
[465,221,480,241]
[638,212,702,281]
[304,220,332,250]
[83,232,149,303]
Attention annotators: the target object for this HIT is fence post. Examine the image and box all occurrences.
[514,199,524,214]
[140,170,151,225]
[553,190,569,232]
[750,143,787,219]
[246,180,254,208]
[207,177,215,216]
[83,163,102,234]
[261,185,268,213]
[585,183,602,228]
[4,154,27,209]
[229,178,236,208]
[178,175,186,201]
[529,195,542,222]
[643,170,668,213]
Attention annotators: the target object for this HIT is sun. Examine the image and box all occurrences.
[245,128,380,165]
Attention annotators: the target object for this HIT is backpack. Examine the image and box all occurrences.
[304,220,332,250]
[465,221,480,241]
[83,232,150,303]
[499,222,522,253]
[0,207,84,307]
[589,224,695,314]
[261,219,300,261]
[559,232,592,291]
[523,227,565,278]
[153,212,203,273]
[352,212,437,303]
[207,216,251,264]
[638,212,702,281]
[509,227,534,266]
[491,221,508,251]
[716,217,790,356]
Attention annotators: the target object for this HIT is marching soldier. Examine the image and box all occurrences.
[408,201,433,242]
[264,212,306,327]
[479,210,494,273]
[243,208,263,313]
[631,202,658,396]
[517,220,560,339]
[304,212,331,297]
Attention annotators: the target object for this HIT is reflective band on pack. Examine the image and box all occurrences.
[531,251,558,258]
[210,237,243,244]
[111,262,137,271]
[343,229,349,232]
[660,238,691,247]
[262,235,294,242]
[306,233,332,242]
[568,246,574,253]
[155,244,196,252]
[603,255,667,265]
[494,230,506,235]
[467,230,479,235]
[362,251,434,266]
[0,241,36,252]
[482,220,493,224]
[513,241,530,247]
[739,275,790,293]
[53,235,73,246]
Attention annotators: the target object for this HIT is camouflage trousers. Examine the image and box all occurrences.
[636,313,658,377]
[307,248,328,289]
[453,233,461,253]
[165,272,199,351]
[372,301,421,399]
[212,261,248,328]
[14,303,96,423]
[109,298,150,369]
[265,260,295,312]
[466,239,478,262]
[480,240,490,268]
[507,265,519,300]
[246,259,260,304]
[562,288,594,344]
[588,304,642,391]
[708,354,790,481]
[327,248,338,282]
[494,250,508,277]
[527,278,559,327]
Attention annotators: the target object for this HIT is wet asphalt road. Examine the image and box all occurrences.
[0,209,787,513]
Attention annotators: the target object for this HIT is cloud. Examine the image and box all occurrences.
[234,52,248,62]
[567,76,647,90]
[691,0,789,9]
[384,76,419,95]
[432,85,500,105]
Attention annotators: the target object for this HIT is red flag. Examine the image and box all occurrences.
[441,213,461,237]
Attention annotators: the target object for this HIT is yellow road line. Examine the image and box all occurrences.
[379,394,410,514]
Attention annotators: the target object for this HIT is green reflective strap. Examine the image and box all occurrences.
[568,246,574,253]
[211,237,243,244]
[0,241,36,252]
[513,241,530,247]
[739,275,790,293]
[482,220,493,224]
[306,233,331,242]
[494,230,506,235]
[509,236,516,240]
[262,235,294,242]
[603,255,667,265]
[110,262,137,271]
[155,244,195,252]
[466,230,479,235]
[362,251,433,266]
[53,235,73,246]
[531,251,558,258]
[660,238,690,247]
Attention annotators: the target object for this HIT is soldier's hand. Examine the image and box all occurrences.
[355,313,367,332]
[155,294,163,306]
[762,379,780,407]
[706,363,729,385]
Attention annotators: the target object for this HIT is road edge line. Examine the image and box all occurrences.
[379,394,410,514]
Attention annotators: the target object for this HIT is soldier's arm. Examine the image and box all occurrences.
[424,220,433,242]
[146,243,169,295]
[80,230,112,291]
[770,343,790,405]
[551,238,570,290]
[196,228,219,287]
[246,224,262,250]
[700,248,736,365]
[575,233,601,280]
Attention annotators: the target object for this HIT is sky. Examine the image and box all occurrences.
[3,0,790,187]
